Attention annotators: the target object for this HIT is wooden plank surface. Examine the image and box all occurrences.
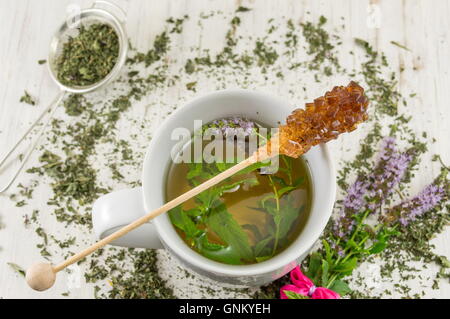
[0,0,448,299]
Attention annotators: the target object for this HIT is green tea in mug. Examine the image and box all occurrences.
[166,118,312,265]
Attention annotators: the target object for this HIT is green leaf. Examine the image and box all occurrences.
[270,175,288,187]
[168,206,202,239]
[243,177,260,188]
[306,252,322,282]
[322,239,333,265]
[277,167,290,175]
[185,207,203,218]
[329,280,351,296]
[278,195,304,239]
[247,206,269,214]
[345,239,358,250]
[284,290,309,299]
[199,247,243,265]
[334,257,358,274]
[186,162,203,180]
[7,262,25,277]
[292,177,305,187]
[235,161,270,176]
[438,256,450,268]
[242,224,263,241]
[321,260,329,285]
[196,234,225,251]
[215,161,228,171]
[273,214,281,226]
[206,203,254,263]
[277,186,297,197]
[261,200,278,217]
[195,189,221,209]
[218,177,259,194]
[254,235,274,256]
[369,241,387,254]
[259,194,277,208]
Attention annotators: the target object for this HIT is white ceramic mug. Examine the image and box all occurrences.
[92,90,336,286]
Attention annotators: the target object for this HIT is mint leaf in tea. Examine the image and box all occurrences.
[166,118,312,265]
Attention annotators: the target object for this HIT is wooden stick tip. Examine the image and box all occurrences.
[26,262,56,291]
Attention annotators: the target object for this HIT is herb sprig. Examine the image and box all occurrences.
[168,122,307,265]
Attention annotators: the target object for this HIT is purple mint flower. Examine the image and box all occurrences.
[232,117,241,125]
[333,137,413,238]
[209,117,257,138]
[393,183,446,226]
[365,137,412,209]
[378,136,396,161]
[370,151,412,202]
[329,240,345,257]
[224,127,237,137]
[343,179,369,212]
[240,120,255,133]
[398,217,408,226]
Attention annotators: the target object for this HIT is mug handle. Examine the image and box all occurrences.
[92,188,163,249]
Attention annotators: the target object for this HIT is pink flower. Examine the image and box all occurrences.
[280,267,340,299]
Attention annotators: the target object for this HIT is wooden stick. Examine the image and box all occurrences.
[26,150,274,291]
[56,155,256,271]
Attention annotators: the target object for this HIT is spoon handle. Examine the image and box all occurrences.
[0,91,65,193]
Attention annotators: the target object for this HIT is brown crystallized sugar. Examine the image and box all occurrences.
[279,81,369,158]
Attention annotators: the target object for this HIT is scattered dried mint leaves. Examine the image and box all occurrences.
[390,41,411,52]
[126,31,170,66]
[26,95,108,226]
[167,15,189,34]
[29,147,107,223]
[56,23,119,86]
[182,10,256,73]
[7,262,26,277]
[236,6,252,13]
[284,19,298,52]
[64,94,91,116]
[380,167,450,287]
[19,90,36,105]
[354,38,401,117]
[186,81,197,91]
[254,40,279,69]
[107,252,175,299]
[85,249,175,299]
[301,16,341,76]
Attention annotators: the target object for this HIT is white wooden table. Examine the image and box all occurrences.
[0,0,448,299]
